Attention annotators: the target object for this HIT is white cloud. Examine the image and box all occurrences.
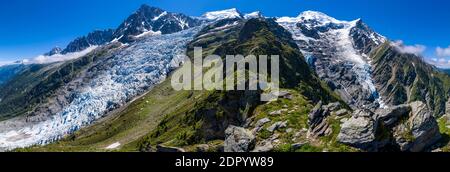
[0,61,14,67]
[29,46,97,64]
[426,58,450,68]
[436,46,450,57]
[391,40,426,56]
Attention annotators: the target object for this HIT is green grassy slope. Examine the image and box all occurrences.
[371,42,450,116]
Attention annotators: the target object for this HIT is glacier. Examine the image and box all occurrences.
[0,26,201,151]
[277,11,387,109]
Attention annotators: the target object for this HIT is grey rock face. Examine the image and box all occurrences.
[376,104,411,127]
[446,98,450,115]
[323,102,341,111]
[308,101,324,128]
[113,5,202,43]
[224,125,255,152]
[335,109,349,116]
[337,110,377,150]
[350,20,384,55]
[394,101,441,152]
[277,14,386,110]
[62,29,114,54]
[252,140,274,152]
[44,47,63,56]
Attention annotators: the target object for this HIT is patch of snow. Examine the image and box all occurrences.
[298,11,342,25]
[244,11,262,19]
[202,8,242,20]
[210,21,239,32]
[276,11,342,25]
[110,35,124,43]
[134,30,162,38]
[174,16,189,29]
[106,142,121,149]
[152,11,167,21]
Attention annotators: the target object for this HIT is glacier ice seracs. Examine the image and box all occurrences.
[0,26,201,151]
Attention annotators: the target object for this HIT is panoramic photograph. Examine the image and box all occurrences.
[1,0,450,168]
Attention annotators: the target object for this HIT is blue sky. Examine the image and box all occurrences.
[1,0,449,66]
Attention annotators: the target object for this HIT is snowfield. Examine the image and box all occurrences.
[0,26,200,151]
[202,8,242,20]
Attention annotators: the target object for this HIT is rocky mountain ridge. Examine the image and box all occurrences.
[1,5,449,152]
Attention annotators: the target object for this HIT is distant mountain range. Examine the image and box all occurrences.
[1,5,449,152]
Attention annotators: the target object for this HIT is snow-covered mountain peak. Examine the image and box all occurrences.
[297,11,341,24]
[277,11,387,110]
[44,47,63,56]
[112,5,201,43]
[277,10,359,26]
[202,8,243,20]
[244,11,263,19]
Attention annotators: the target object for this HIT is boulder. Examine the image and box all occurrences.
[267,121,288,132]
[335,109,348,116]
[394,101,441,152]
[376,104,411,127]
[337,110,377,150]
[224,125,256,152]
[337,101,441,152]
[252,140,274,152]
[255,118,271,128]
[253,117,271,133]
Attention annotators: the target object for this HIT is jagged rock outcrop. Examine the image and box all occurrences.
[308,101,342,137]
[62,29,114,54]
[393,101,441,152]
[338,101,441,152]
[44,47,63,56]
[224,125,256,152]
